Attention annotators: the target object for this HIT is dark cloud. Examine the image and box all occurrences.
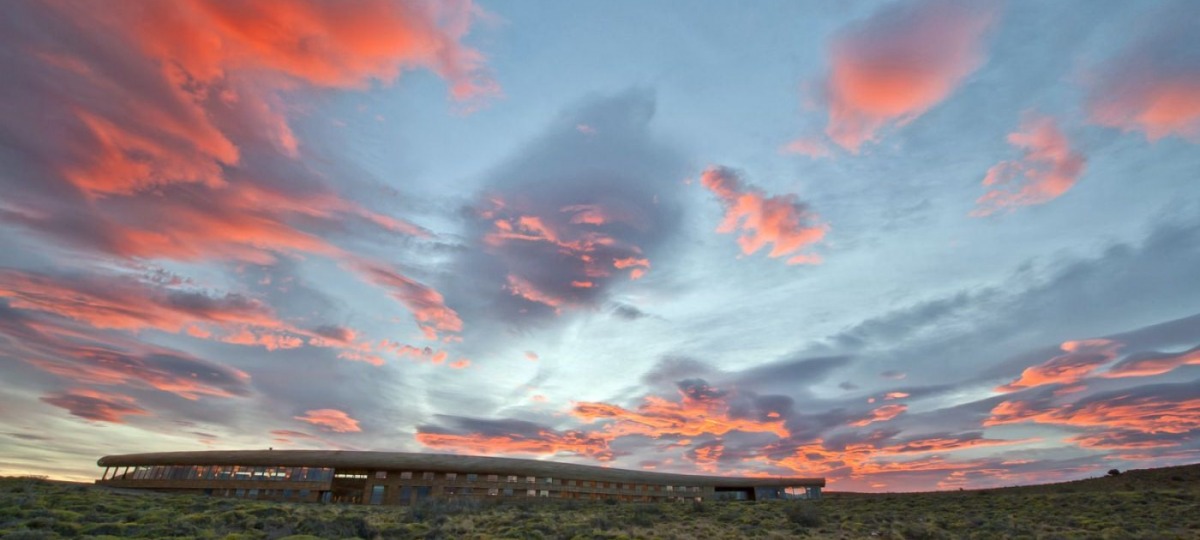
[610,302,651,321]
[448,89,686,332]
[676,379,727,402]
[40,389,149,423]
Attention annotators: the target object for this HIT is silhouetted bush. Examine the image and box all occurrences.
[1108,469,1121,477]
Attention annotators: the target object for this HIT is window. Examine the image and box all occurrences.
[526,476,535,483]
[370,485,385,505]
[422,472,435,480]
[544,477,554,485]
[466,473,478,482]
[666,486,674,492]
[539,490,549,497]
[283,489,292,499]
[488,488,499,496]
[235,489,245,498]
[248,489,259,499]
[527,489,537,496]
[487,474,498,482]
[415,486,433,500]
[507,475,518,482]
[375,471,388,479]
[400,471,413,480]
[399,486,412,504]
[503,488,514,496]
[568,480,577,486]
[445,473,457,481]
[299,489,310,499]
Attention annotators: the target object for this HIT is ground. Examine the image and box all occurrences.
[1,464,1198,539]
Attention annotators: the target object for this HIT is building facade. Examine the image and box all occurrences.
[97,450,823,505]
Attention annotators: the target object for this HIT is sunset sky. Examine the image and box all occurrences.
[1,0,1198,492]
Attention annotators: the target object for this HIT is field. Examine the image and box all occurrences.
[2,464,1198,539]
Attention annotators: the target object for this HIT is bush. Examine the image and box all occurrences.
[784,503,821,528]
[1108,469,1121,477]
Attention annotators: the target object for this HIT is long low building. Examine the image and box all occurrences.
[96,450,824,505]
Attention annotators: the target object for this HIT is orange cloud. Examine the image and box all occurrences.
[573,391,789,440]
[416,429,614,461]
[996,339,1120,392]
[824,0,996,151]
[1101,346,1200,378]
[973,114,1087,216]
[689,444,725,473]
[849,404,907,427]
[986,395,1200,434]
[700,166,827,265]
[1066,430,1186,450]
[294,409,361,433]
[128,0,495,97]
[40,389,149,423]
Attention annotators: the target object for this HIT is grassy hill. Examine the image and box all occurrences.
[1,463,1197,539]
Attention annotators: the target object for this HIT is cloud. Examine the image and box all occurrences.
[1086,5,1200,142]
[40,389,149,423]
[996,339,1120,392]
[294,408,361,433]
[699,166,827,265]
[973,114,1087,216]
[451,89,685,327]
[0,267,381,354]
[416,416,614,460]
[0,1,472,343]
[780,137,831,158]
[1102,345,1200,378]
[0,302,253,400]
[353,262,463,340]
[848,404,907,427]
[822,0,997,151]
[573,385,790,440]
[986,381,1200,435]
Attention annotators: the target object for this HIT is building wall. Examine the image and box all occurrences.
[97,461,820,506]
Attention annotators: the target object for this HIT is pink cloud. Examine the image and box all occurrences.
[780,137,832,158]
[973,114,1087,216]
[294,409,361,433]
[1086,10,1200,142]
[354,262,463,340]
[823,0,997,151]
[700,166,827,265]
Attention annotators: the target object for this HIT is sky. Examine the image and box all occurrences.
[0,0,1198,492]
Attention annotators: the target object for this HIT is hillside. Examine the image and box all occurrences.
[1,464,1197,539]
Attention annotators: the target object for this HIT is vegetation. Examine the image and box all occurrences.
[2,463,1198,539]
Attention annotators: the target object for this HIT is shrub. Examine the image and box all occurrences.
[784,503,821,528]
[1108,469,1121,477]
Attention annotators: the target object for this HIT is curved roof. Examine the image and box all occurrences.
[98,450,824,487]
